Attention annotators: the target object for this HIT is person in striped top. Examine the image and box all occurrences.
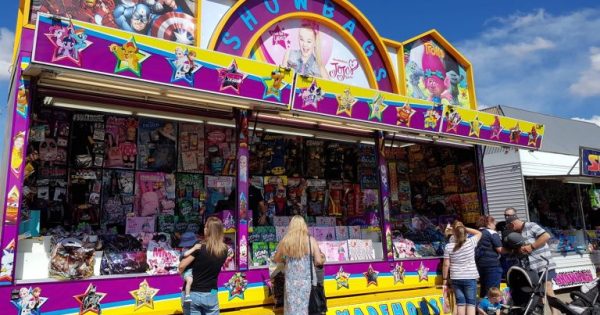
[443,221,482,315]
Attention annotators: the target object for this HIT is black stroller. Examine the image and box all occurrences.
[503,232,600,314]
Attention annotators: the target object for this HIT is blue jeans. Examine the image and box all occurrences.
[478,266,503,297]
[452,279,477,306]
[182,291,220,315]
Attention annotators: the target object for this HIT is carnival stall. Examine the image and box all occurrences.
[0,1,545,314]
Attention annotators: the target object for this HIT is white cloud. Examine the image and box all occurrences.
[573,115,600,127]
[569,47,600,97]
[0,27,15,81]
[457,8,600,116]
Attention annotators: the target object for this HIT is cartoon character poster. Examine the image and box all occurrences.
[176,173,205,218]
[206,125,236,176]
[10,286,48,315]
[31,0,197,45]
[306,179,326,216]
[135,172,176,217]
[70,113,105,168]
[205,176,234,215]
[252,19,369,86]
[178,122,205,172]
[286,177,307,216]
[104,116,137,169]
[70,169,103,226]
[404,36,471,107]
[305,139,325,178]
[264,176,288,217]
[0,239,15,283]
[101,169,134,225]
[137,118,178,172]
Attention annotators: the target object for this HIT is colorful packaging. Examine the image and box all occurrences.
[315,216,336,226]
[307,179,326,216]
[101,169,134,225]
[348,226,362,239]
[135,172,177,216]
[273,216,291,227]
[205,176,234,215]
[70,113,105,168]
[335,226,349,241]
[313,227,336,241]
[347,239,375,261]
[275,226,287,241]
[176,173,205,217]
[104,116,137,169]
[318,241,349,262]
[305,139,325,178]
[126,216,156,235]
[206,126,236,176]
[327,180,344,216]
[286,178,307,216]
[178,122,205,172]
[264,176,288,218]
[146,240,180,275]
[137,118,178,172]
[252,242,269,266]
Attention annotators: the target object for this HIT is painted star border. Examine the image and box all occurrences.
[74,283,107,315]
[129,279,159,311]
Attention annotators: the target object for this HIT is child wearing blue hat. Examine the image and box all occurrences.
[179,231,200,303]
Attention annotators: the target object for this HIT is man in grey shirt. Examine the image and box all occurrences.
[504,207,559,315]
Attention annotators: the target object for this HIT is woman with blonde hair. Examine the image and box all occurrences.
[179,217,229,315]
[442,221,482,315]
[273,215,324,315]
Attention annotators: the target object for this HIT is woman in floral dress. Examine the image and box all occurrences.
[274,215,324,315]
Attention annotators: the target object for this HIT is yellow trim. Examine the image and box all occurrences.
[382,37,403,48]
[11,0,26,66]
[396,45,407,96]
[402,29,478,109]
[241,12,378,90]
[196,0,202,47]
[207,0,401,93]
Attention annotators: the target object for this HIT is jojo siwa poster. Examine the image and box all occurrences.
[251,19,369,86]
[134,172,177,217]
[403,36,471,107]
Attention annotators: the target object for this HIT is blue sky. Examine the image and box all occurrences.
[1,0,600,142]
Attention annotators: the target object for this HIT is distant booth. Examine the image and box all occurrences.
[0,1,545,314]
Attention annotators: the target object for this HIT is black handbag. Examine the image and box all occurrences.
[308,237,327,314]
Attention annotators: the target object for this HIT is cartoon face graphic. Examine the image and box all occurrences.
[39,139,58,162]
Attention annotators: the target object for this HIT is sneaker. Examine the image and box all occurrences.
[184,295,192,303]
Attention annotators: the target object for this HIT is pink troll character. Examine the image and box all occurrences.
[421,47,450,104]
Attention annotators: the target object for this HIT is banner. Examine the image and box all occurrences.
[581,147,600,177]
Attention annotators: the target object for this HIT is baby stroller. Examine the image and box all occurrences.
[503,232,600,314]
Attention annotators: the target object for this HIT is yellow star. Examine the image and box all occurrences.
[129,279,159,311]
[336,88,357,116]
[368,94,387,121]
[469,116,483,137]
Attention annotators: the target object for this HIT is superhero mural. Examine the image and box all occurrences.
[30,0,197,45]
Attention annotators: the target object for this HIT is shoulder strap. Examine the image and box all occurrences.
[308,236,313,283]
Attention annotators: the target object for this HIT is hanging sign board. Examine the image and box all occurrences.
[581,147,600,177]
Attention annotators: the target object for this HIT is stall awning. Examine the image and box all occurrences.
[29,15,295,111]
[291,75,545,149]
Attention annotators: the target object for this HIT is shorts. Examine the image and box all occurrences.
[540,269,556,281]
[451,279,478,306]
[182,268,193,280]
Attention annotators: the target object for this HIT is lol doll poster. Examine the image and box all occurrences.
[404,37,471,107]
[252,19,369,86]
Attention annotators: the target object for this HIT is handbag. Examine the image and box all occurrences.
[308,237,327,314]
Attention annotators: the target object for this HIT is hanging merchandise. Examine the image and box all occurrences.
[137,118,178,172]
[325,142,344,180]
[176,173,205,219]
[262,134,286,175]
[307,179,326,216]
[357,144,378,189]
[305,139,325,178]
[135,172,177,217]
[104,116,138,169]
[328,180,343,216]
[178,123,205,172]
[286,177,307,216]
[101,169,134,226]
[590,185,600,210]
[342,145,357,182]
[285,137,303,177]
[205,176,234,215]
[70,113,105,168]
[264,176,288,217]
[343,182,360,217]
[146,235,180,275]
[458,162,478,193]
[206,126,236,176]
[70,169,103,226]
[441,165,459,193]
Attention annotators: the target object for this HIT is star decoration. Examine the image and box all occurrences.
[396,103,415,127]
[509,123,521,143]
[363,264,379,287]
[129,279,159,311]
[418,262,429,282]
[225,272,248,301]
[269,25,289,49]
[445,106,462,133]
[263,68,288,101]
[528,126,540,146]
[74,284,107,315]
[391,263,405,285]
[469,116,483,138]
[300,79,324,109]
[11,287,48,315]
[45,22,91,66]
[335,88,357,116]
[168,47,201,86]
[335,266,350,290]
[109,37,150,77]
[368,94,388,121]
[218,60,247,94]
[490,115,503,140]
[423,108,440,129]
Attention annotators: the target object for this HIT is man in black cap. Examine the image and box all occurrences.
[504,207,559,315]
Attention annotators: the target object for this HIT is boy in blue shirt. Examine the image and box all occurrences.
[478,287,503,315]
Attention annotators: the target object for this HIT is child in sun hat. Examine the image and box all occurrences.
[179,231,199,303]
